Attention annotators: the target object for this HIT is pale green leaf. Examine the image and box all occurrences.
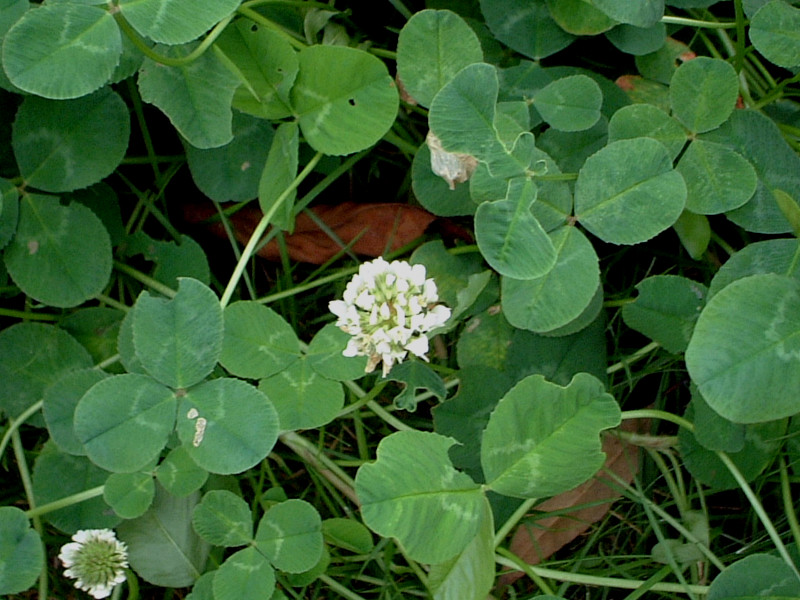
[12,88,130,192]
[118,0,240,45]
[192,490,253,547]
[133,278,223,389]
[220,301,300,379]
[428,497,495,600]
[593,0,664,27]
[355,431,484,564]
[138,45,240,149]
[0,322,92,420]
[258,357,343,430]
[74,374,176,473]
[622,275,707,353]
[5,194,112,308]
[574,137,686,244]
[176,378,279,475]
[669,57,739,133]
[533,75,602,132]
[2,3,120,99]
[480,0,575,60]
[214,19,297,119]
[213,547,275,600]
[396,9,483,107]
[291,45,398,155]
[750,0,800,68]
[501,225,600,333]
[475,179,556,279]
[255,499,323,573]
[104,471,156,519]
[482,373,621,498]
[186,112,274,202]
[118,486,210,588]
[0,507,43,595]
[259,121,298,231]
[686,273,800,423]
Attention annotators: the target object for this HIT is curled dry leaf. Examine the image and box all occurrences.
[183,201,435,264]
[426,130,478,190]
[498,417,649,588]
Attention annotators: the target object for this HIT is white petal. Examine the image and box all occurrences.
[405,335,429,358]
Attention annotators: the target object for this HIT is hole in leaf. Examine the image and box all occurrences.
[348,98,356,106]
[250,23,258,32]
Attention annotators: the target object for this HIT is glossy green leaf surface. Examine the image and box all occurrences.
[686,273,800,423]
[118,0,240,45]
[708,238,800,298]
[177,378,279,475]
[255,499,323,573]
[607,103,686,161]
[546,0,616,35]
[74,374,176,472]
[749,0,800,68]
[5,195,111,308]
[186,112,274,202]
[480,0,575,60]
[258,357,343,430]
[475,179,556,279]
[12,89,129,192]
[574,137,686,244]
[396,9,483,107]
[213,547,275,600]
[533,75,602,132]
[104,471,156,519]
[669,57,739,133]
[214,19,297,119]
[0,507,43,595]
[220,301,300,379]
[593,0,664,26]
[155,447,208,497]
[133,278,223,389]
[138,46,240,149]
[32,443,120,532]
[501,225,600,333]
[606,22,666,55]
[0,322,92,420]
[2,3,120,99]
[43,369,108,456]
[707,553,800,598]
[356,430,484,564]
[622,275,707,353]
[192,490,253,547]
[677,139,758,214]
[305,322,370,382]
[291,45,398,155]
[259,121,298,231]
[702,109,800,234]
[429,62,528,179]
[482,373,621,498]
[428,497,495,600]
[118,486,210,588]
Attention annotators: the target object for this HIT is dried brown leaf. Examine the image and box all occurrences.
[183,201,435,264]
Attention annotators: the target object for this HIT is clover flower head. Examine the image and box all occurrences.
[329,257,451,376]
[59,529,128,599]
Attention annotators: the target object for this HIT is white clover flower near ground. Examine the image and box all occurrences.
[58,529,128,599]
[329,257,451,376]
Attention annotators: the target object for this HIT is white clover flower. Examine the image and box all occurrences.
[59,529,128,599]
[329,257,451,376]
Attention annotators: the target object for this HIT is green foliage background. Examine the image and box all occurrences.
[2,0,800,598]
